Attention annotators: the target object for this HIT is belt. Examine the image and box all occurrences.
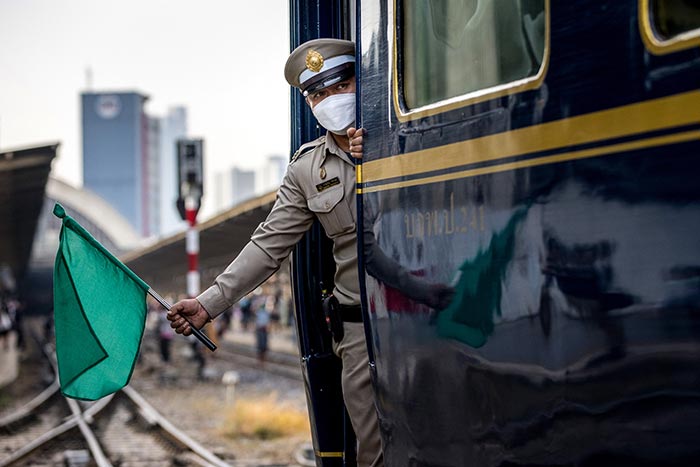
[338,304,363,323]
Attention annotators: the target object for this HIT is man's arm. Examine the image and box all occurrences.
[169,164,314,335]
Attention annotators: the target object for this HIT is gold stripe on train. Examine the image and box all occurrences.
[315,451,344,458]
[358,129,700,194]
[361,91,700,189]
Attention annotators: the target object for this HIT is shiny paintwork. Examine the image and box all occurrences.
[356,1,700,466]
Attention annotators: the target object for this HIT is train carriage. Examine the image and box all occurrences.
[290,1,700,465]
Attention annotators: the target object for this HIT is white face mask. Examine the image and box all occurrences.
[311,92,355,135]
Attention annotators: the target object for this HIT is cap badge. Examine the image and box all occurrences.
[306,50,324,72]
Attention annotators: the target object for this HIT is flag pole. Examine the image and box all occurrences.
[147,288,217,351]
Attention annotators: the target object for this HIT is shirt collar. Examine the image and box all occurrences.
[322,131,355,166]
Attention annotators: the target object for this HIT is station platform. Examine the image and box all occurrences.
[0,332,19,388]
[216,326,300,357]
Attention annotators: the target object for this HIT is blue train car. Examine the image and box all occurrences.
[290,1,700,465]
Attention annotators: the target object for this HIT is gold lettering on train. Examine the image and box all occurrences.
[404,193,485,238]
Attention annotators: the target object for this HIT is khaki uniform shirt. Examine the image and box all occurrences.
[198,132,360,318]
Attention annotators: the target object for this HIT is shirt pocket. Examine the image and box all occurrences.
[307,184,355,238]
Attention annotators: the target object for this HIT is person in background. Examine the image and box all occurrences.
[6,296,24,351]
[255,296,273,363]
[238,294,253,331]
[0,295,13,350]
[158,310,174,363]
[217,306,233,339]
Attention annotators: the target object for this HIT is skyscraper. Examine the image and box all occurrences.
[258,155,287,193]
[159,107,188,235]
[82,91,150,236]
[232,167,256,205]
[213,170,233,213]
[82,93,188,238]
[145,116,161,237]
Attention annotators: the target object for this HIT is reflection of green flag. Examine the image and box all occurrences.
[438,209,527,347]
[53,203,148,400]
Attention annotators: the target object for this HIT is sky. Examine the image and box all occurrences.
[0,0,291,218]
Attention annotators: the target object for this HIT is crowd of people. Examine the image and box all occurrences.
[0,265,20,350]
[234,274,295,363]
[0,293,23,351]
[0,265,24,387]
[147,271,296,369]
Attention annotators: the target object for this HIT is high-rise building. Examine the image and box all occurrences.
[258,155,287,193]
[145,116,161,237]
[82,91,151,236]
[82,93,188,238]
[213,170,232,213]
[159,107,188,235]
[232,167,256,205]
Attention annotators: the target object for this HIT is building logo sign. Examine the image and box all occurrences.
[95,95,121,119]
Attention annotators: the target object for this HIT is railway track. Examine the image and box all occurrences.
[0,341,234,466]
[215,341,302,382]
[0,335,308,467]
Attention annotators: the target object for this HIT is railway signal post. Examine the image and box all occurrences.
[176,138,204,298]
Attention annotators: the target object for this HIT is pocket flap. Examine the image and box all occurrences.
[307,185,344,214]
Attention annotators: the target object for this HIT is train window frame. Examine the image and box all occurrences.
[392,0,550,122]
[639,0,700,55]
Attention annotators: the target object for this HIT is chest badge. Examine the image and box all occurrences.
[316,176,340,192]
[319,167,327,179]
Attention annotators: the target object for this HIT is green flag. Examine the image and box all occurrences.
[53,203,148,400]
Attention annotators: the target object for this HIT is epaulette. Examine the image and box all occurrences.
[291,136,325,163]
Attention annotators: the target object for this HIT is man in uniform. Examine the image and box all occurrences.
[167,38,383,467]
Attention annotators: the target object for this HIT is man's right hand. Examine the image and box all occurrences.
[347,127,364,160]
[167,299,210,336]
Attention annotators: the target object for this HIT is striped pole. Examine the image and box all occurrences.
[185,196,200,298]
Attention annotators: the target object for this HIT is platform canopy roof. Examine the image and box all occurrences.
[122,191,277,297]
[0,143,58,285]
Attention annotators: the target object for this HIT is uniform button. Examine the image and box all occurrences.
[325,202,330,208]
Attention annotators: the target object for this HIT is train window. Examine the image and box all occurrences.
[641,0,700,54]
[400,0,546,111]
[651,0,700,39]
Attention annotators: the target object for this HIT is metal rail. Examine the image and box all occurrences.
[1,384,234,467]
[1,340,232,467]
[0,379,59,428]
[2,326,309,466]
[0,394,114,467]
[0,412,79,467]
[0,333,61,429]
[216,344,302,381]
[65,398,112,467]
[121,385,231,467]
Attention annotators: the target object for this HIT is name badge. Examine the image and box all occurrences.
[316,177,340,192]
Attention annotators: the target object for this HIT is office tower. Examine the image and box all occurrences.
[145,116,161,237]
[258,154,287,193]
[82,91,150,236]
[232,167,256,205]
[159,107,188,235]
[213,170,232,213]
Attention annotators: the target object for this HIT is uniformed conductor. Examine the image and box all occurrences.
[167,38,383,467]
